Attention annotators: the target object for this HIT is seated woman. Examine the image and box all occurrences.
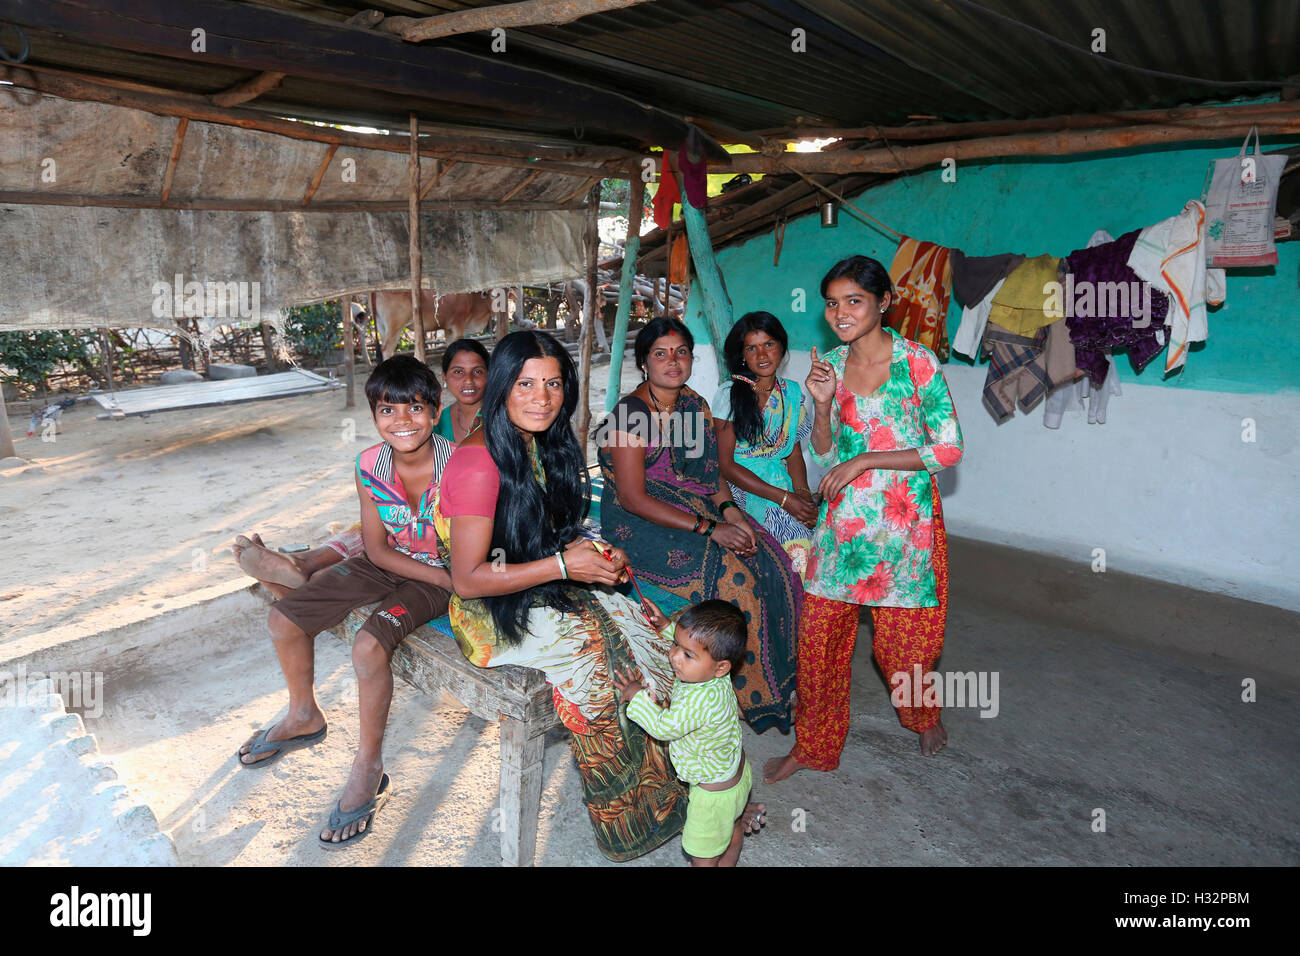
[434,329,688,861]
[713,312,819,557]
[597,316,801,733]
[434,337,489,443]
[233,342,492,595]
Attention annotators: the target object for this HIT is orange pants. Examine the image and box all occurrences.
[792,487,950,771]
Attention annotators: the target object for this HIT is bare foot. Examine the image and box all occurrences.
[741,801,766,834]
[920,720,948,756]
[319,758,386,845]
[763,750,808,784]
[232,534,308,589]
[237,709,326,766]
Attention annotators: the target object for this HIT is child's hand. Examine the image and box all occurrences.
[640,597,668,631]
[612,667,646,702]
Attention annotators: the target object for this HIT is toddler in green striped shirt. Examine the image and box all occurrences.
[614,599,766,866]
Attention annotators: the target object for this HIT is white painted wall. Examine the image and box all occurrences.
[689,344,1300,611]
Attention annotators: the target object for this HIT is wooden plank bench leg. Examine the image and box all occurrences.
[498,714,547,866]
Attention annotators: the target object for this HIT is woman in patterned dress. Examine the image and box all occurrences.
[713,312,819,555]
[597,316,801,733]
[434,330,686,860]
[765,256,964,784]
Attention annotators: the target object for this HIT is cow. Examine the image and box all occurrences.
[369,290,498,360]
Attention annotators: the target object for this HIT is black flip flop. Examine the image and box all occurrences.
[317,773,392,850]
[236,723,327,768]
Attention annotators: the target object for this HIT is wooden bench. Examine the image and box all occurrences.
[331,608,560,867]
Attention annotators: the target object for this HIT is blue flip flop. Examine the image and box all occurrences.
[236,723,327,768]
[318,773,392,850]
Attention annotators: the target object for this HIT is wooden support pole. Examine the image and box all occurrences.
[606,172,644,412]
[0,191,582,213]
[575,184,600,443]
[718,112,1300,175]
[500,169,543,203]
[342,294,355,408]
[671,154,731,378]
[159,117,187,203]
[408,112,426,364]
[418,158,440,201]
[0,390,17,460]
[379,0,657,42]
[301,143,338,206]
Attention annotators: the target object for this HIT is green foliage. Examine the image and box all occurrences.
[282,300,341,359]
[0,330,97,395]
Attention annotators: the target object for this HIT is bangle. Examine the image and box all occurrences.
[704,519,717,537]
[780,491,789,509]
[719,501,737,515]
[692,515,705,534]
[555,552,568,579]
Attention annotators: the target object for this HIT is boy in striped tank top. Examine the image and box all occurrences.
[614,600,767,866]
[236,355,454,849]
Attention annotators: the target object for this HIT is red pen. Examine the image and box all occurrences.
[593,540,650,617]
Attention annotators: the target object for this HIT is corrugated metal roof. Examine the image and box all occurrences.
[8,1,1297,147]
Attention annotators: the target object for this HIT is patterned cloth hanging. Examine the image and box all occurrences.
[887,236,954,361]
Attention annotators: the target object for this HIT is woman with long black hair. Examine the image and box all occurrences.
[714,311,819,550]
[433,330,686,860]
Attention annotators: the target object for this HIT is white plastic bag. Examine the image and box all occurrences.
[1201,126,1287,267]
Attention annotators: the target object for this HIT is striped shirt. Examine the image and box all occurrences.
[355,436,454,567]
[625,676,742,785]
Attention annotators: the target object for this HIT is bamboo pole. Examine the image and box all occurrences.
[408,112,426,364]
[606,171,644,412]
[0,391,17,460]
[0,191,583,213]
[670,152,731,378]
[159,117,188,203]
[575,184,600,443]
[342,294,355,408]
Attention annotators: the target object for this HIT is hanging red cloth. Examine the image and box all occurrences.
[652,161,681,231]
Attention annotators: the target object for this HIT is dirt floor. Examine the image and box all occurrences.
[2,356,1297,867]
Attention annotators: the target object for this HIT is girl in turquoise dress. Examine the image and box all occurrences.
[713,312,819,553]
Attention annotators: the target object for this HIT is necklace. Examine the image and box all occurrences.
[646,382,676,414]
[454,405,482,442]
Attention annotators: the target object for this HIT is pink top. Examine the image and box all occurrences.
[439,445,500,518]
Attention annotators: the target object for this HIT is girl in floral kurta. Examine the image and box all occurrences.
[765,255,963,785]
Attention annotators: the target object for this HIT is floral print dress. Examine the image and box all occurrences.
[804,328,963,608]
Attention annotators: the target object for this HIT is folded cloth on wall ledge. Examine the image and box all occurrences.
[1126,199,1226,375]
[1043,355,1121,428]
[1060,229,1170,388]
[982,318,1078,424]
[950,250,1025,307]
[888,236,954,361]
[952,276,1006,360]
[987,254,1061,337]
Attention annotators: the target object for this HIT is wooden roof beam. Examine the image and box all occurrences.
[375,0,658,42]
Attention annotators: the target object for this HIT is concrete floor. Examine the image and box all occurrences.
[64,534,1300,867]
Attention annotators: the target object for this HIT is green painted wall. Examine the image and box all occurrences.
[687,136,1300,395]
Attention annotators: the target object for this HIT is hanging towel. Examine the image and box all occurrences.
[952,276,1006,360]
[981,319,1076,424]
[1060,230,1170,388]
[888,237,954,361]
[1126,199,1226,375]
[652,161,681,230]
[950,250,1024,307]
[668,230,690,285]
[987,254,1062,337]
